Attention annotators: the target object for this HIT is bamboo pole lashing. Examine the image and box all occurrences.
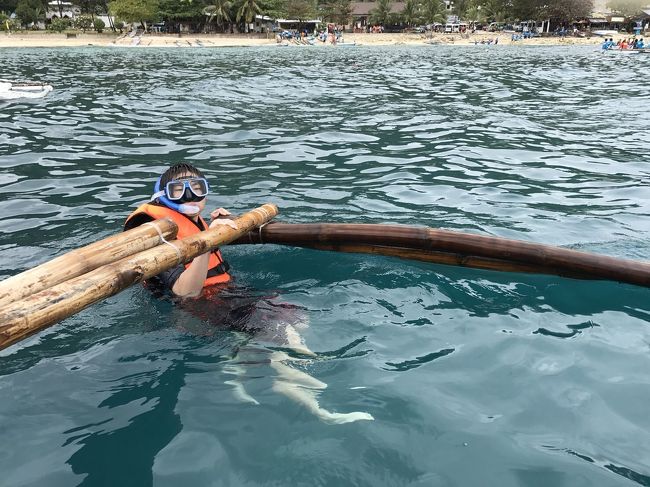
[0,204,278,351]
[0,218,178,309]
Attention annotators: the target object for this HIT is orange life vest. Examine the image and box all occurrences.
[125,203,231,286]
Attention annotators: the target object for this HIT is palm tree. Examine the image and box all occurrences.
[422,0,445,25]
[203,0,231,32]
[235,0,261,32]
[369,0,392,26]
[481,0,506,22]
[401,0,421,27]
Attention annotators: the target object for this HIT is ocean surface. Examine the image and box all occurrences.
[1,44,649,487]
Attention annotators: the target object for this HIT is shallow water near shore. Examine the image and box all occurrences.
[1,45,649,486]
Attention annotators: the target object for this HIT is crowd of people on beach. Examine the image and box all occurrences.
[473,37,499,45]
[276,23,345,45]
[601,37,646,50]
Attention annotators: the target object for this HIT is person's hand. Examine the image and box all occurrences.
[210,207,231,219]
[209,218,238,230]
[209,208,237,230]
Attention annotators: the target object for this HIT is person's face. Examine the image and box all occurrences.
[172,171,207,214]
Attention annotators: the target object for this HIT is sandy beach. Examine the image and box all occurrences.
[0,31,606,48]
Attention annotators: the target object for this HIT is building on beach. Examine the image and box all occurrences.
[46,1,79,20]
[588,0,650,33]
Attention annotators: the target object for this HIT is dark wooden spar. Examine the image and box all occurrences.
[232,223,650,287]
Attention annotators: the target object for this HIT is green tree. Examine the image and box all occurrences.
[158,0,203,21]
[480,0,508,22]
[334,0,352,25]
[75,0,100,14]
[421,0,445,24]
[93,16,104,30]
[284,0,316,21]
[15,0,44,26]
[540,0,593,22]
[77,0,117,30]
[0,0,18,14]
[48,16,70,30]
[369,0,391,25]
[465,4,486,23]
[235,0,261,30]
[509,0,541,20]
[260,0,284,19]
[74,14,93,30]
[94,0,119,31]
[449,0,470,17]
[607,0,647,16]
[401,0,421,26]
[203,0,231,31]
[319,0,351,24]
[108,0,158,24]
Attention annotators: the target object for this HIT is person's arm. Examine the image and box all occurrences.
[171,252,210,297]
[171,212,237,297]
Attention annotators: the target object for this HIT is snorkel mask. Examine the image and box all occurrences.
[151,175,209,216]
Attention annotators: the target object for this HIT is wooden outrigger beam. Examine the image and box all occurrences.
[232,223,650,288]
[0,218,178,309]
[0,204,278,351]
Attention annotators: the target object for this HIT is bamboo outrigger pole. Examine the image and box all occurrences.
[0,218,178,309]
[233,223,650,288]
[0,204,278,351]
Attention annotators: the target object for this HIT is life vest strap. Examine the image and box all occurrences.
[207,260,230,278]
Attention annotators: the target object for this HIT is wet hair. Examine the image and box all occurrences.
[159,163,205,188]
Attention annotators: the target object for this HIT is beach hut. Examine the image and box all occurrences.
[253,15,275,33]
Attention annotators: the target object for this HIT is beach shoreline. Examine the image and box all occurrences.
[0,31,607,49]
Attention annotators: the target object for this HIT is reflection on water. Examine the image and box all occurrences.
[0,45,649,486]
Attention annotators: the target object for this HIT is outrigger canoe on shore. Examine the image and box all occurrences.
[0,79,53,100]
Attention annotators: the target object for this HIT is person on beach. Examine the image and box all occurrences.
[124,163,373,424]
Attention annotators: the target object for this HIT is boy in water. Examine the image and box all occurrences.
[125,162,236,297]
[125,163,373,424]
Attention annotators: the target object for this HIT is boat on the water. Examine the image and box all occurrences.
[593,30,619,37]
[0,79,53,100]
[602,48,643,55]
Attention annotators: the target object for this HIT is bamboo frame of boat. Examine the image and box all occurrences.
[0,204,278,351]
[3,210,648,351]
[0,218,178,309]
[232,223,650,287]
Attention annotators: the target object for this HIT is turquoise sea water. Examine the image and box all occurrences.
[1,45,649,486]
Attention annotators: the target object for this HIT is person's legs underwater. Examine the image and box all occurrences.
[199,289,373,424]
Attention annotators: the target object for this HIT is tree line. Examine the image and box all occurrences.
[0,0,648,32]
[0,0,356,32]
